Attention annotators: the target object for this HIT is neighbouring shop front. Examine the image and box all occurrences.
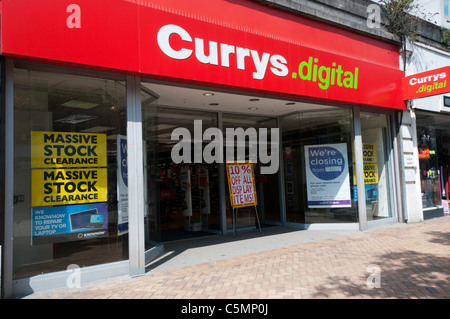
[414,92,450,219]
[1,0,405,297]
[416,110,450,216]
[403,56,450,221]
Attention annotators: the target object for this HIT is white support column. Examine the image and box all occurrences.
[403,108,424,223]
[126,75,146,276]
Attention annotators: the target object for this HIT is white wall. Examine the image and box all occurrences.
[411,0,450,28]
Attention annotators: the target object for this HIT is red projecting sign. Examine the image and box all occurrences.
[403,66,450,100]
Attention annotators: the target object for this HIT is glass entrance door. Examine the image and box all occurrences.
[222,113,280,231]
[146,108,220,242]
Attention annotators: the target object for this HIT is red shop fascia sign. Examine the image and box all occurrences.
[0,0,405,110]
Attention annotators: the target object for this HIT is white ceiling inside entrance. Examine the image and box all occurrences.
[142,82,335,117]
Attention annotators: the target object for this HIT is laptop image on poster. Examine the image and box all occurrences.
[86,214,106,228]
[69,209,98,231]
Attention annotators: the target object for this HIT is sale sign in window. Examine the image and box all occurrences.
[31,131,107,207]
[30,131,109,244]
[226,162,257,208]
[31,131,107,168]
[31,168,108,206]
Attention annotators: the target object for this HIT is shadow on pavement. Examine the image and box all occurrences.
[311,230,450,299]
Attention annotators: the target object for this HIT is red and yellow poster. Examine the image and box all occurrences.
[226,162,257,208]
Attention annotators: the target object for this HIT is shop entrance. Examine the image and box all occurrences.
[154,108,221,241]
[141,82,286,242]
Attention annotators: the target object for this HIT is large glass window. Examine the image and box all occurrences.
[360,111,395,220]
[281,107,357,224]
[13,68,127,279]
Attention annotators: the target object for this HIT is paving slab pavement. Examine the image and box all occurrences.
[20,216,450,300]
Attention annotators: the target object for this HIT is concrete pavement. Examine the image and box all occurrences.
[22,216,450,299]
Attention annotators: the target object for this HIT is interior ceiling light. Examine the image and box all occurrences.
[203,93,215,97]
[61,100,100,109]
[54,114,97,124]
[81,126,115,133]
[248,107,258,110]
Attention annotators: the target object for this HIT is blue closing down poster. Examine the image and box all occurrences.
[305,143,351,208]
[32,203,108,245]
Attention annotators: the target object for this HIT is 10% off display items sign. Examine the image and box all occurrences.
[226,163,257,207]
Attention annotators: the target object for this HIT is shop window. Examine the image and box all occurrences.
[13,68,127,279]
[281,107,358,224]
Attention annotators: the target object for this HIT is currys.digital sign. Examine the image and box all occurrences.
[0,0,405,110]
[403,66,450,100]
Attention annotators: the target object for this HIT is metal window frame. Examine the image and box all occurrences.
[2,59,14,298]
[126,75,146,276]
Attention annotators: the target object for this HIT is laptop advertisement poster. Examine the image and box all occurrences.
[32,203,108,245]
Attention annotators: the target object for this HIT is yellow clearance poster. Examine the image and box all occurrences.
[353,143,379,185]
[31,131,107,168]
[31,168,108,206]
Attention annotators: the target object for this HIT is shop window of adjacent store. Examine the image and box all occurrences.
[360,112,396,220]
[416,113,450,211]
[13,68,127,279]
[281,107,358,224]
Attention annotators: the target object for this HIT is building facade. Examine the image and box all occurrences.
[395,0,450,222]
[1,0,446,298]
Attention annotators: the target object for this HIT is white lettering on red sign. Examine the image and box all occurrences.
[408,72,447,86]
[157,24,289,80]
